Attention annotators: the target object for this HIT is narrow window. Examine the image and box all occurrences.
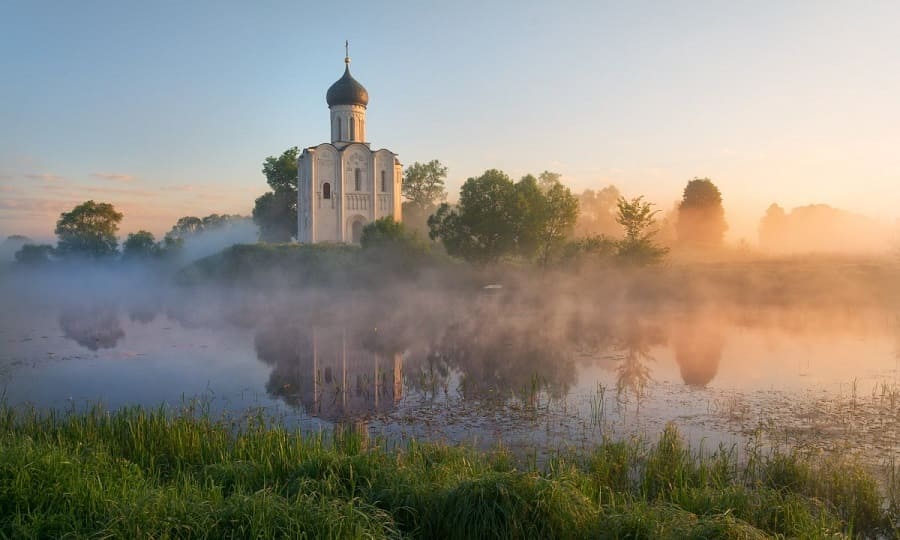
[354,168,361,191]
[323,182,331,199]
[350,117,356,140]
[381,170,386,192]
[334,117,340,140]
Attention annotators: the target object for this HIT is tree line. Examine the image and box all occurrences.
[250,147,728,267]
[10,146,728,268]
[12,202,249,265]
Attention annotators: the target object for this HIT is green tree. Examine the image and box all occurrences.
[360,216,427,256]
[428,169,518,264]
[253,147,299,242]
[616,196,668,265]
[402,160,447,209]
[253,191,296,242]
[54,200,123,258]
[360,216,406,249]
[534,181,579,264]
[537,170,561,191]
[122,231,159,259]
[14,244,54,265]
[428,169,578,265]
[168,216,203,239]
[402,160,448,237]
[676,177,727,249]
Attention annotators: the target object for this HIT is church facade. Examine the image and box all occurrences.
[297,51,402,244]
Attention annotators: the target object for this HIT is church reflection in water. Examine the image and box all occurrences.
[255,323,402,422]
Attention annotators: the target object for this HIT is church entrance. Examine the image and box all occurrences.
[351,219,365,244]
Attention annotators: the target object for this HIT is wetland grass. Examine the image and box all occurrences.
[0,404,896,539]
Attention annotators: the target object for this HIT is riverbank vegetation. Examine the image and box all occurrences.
[0,404,896,539]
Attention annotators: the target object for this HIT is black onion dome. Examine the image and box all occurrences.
[326,66,369,107]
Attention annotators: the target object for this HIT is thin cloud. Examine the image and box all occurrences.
[80,186,155,197]
[25,173,64,182]
[92,172,136,182]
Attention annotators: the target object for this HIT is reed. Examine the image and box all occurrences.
[0,404,894,539]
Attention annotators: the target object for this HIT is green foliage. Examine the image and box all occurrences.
[177,242,446,290]
[537,170,562,191]
[253,190,297,242]
[403,160,447,209]
[615,196,668,265]
[429,169,517,264]
[360,216,421,251]
[122,230,159,259]
[14,244,55,265]
[54,200,123,258]
[0,405,892,539]
[253,147,300,242]
[167,214,247,242]
[170,216,204,238]
[429,169,578,265]
[676,177,728,249]
[262,146,300,193]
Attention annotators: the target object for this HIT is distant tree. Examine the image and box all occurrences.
[428,169,518,264]
[537,170,562,191]
[253,147,299,242]
[676,178,727,249]
[122,231,159,259]
[615,196,668,265]
[1,235,32,262]
[166,214,247,243]
[14,244,55,265]
[54,200,123,258]
[758,203,786,251]
[168,216,203,239]
[402,160,447,209]
[575,186,622,238]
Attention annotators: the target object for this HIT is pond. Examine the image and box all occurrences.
[1,280,898,472]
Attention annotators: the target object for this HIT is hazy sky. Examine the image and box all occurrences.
[2,1,898,242]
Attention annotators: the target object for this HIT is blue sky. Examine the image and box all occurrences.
[2,1,899,241]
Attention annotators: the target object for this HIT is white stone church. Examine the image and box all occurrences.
[296,50,402,244]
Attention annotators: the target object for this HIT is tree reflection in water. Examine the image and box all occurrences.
[58,304,125,351]
[612,317,665,404]
[672,314,724,388]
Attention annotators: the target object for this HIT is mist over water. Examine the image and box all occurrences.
[2,252,898,469]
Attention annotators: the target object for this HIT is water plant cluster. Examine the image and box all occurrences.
[0,404,896,539]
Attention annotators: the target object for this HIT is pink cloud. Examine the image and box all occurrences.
[92,172,136,182]
[25,173,64,182]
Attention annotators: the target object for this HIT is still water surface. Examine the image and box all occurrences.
[2,296,898,468]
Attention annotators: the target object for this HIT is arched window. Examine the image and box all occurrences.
[381,170,386,192]
[354,168,361,191]
[322,182,331,199]
[350,117,356,140]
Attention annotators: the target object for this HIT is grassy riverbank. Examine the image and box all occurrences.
[0,404,896,539]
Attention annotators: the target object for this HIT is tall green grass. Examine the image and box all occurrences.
[0,404,896,539]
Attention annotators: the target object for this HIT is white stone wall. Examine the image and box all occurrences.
[330,104,366,143]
